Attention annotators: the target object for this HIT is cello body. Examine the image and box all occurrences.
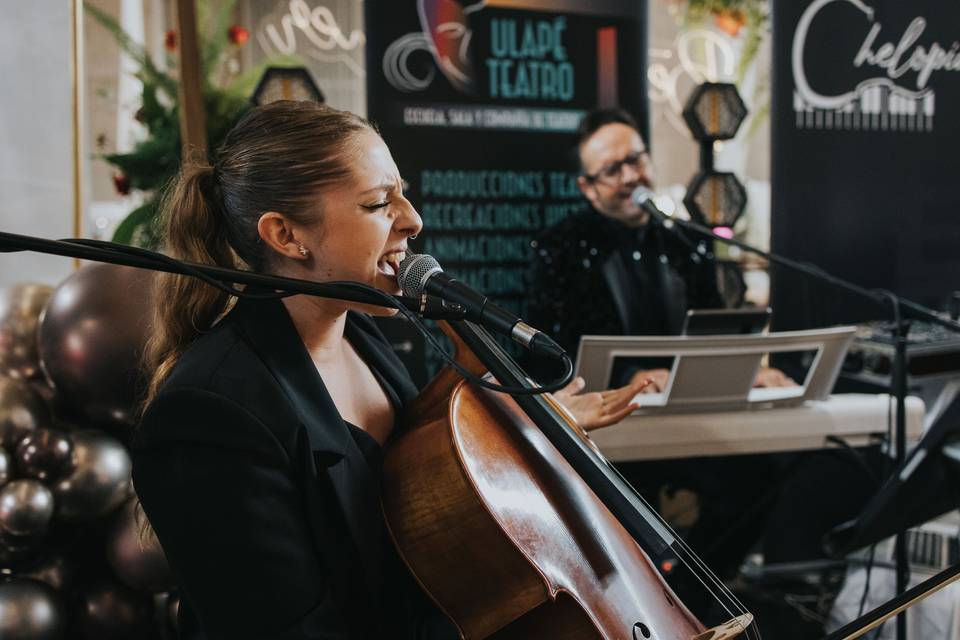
[382,341,739,640]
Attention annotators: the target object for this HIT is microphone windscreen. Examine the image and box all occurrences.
[397,253,441,297]
[631,186,655,206]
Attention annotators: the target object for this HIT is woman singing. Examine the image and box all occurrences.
[133,101,644,639]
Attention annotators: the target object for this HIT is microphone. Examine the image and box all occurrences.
[631,186,671,224]
[631,186,708,260]
[397,253,565,360]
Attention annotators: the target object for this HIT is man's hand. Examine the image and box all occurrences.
[552,376,650,431]
[629,368,670,393]
[753,366,798,388]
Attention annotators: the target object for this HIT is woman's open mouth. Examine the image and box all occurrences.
[377,250,406,278]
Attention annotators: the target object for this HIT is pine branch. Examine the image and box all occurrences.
[84,3,178,98]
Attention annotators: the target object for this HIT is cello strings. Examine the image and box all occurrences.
[448,321,744,634]
[416,303,759,639]
[600,460,763,640]
[470,321,761,638]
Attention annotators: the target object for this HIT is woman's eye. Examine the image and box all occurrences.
[362,201,391,211]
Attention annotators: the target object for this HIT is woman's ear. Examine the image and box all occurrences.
[257,212,308,260]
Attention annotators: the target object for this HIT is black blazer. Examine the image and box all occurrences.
[133,295,425,639]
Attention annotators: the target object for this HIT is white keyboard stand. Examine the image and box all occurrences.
[589,393,924,461]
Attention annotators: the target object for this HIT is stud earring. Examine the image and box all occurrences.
[298,244,309,257]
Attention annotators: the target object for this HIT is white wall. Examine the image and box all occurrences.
[0,2,77,287]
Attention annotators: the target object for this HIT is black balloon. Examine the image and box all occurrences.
[0,284,53,380]
[19,554,74,591]
[16,429,74,482]
[0,578,66,639]
[166,592,180,635]
[51,431,131,523]
[71,580,156,640]
[0,533,43,570]
[105,499,174,593]
[38,263,153,427]
[0,377,49,450]
[0,479,54,537]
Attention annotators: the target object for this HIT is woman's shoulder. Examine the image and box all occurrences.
[160,316,260,395]
[139,317,297,449]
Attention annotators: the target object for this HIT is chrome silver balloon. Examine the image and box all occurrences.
[51,430,132,522]
[0,449,10,486]
[0,479,55,537]
[0,377,49,450]
[0,578,66,640]
[0,284,53,380]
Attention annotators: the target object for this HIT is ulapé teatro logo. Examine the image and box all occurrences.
[792,0,960,133]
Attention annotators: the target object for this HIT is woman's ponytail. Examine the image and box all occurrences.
[141,163,236,410]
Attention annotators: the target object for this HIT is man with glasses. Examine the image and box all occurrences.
[528,108,725,390]
[526,108,784,597]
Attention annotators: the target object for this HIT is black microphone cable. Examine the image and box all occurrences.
[61,238,574,396]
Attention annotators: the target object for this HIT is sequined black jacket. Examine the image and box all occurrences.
[527,210,724,361]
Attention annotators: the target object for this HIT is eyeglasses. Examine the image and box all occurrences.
[583,150,651,185]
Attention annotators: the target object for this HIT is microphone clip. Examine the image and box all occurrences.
[400,294,468,321]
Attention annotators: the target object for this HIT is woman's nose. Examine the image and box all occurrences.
[397,199,423,239]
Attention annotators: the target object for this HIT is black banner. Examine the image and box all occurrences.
[365,0,646,382]
[771,0,960,330]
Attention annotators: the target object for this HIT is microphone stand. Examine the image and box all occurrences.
[0,230,467,320]
[640,203,960,640]
[2,229,702,607]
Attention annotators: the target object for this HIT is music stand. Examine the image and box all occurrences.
[574,326,856,415]
[825,395,960,557]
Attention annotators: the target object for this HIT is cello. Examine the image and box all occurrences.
[382,316,756,640]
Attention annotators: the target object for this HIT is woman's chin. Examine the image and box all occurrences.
[374,271,402,296]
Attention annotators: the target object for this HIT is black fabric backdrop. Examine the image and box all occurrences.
[771,0,960,331]
[365,0,647,382]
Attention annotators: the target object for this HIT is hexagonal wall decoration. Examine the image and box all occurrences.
[252,67,325,106]
[682,82,747,142]
[683,171,747,228]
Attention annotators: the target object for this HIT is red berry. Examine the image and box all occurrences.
[227,25,249,46]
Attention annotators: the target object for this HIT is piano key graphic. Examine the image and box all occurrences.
[793,85,934,132]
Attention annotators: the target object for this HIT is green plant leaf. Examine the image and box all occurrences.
[111,200,157,246]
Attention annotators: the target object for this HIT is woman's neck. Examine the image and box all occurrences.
[281,294,349,363]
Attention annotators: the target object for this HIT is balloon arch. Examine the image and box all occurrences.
[0,265,180,639]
